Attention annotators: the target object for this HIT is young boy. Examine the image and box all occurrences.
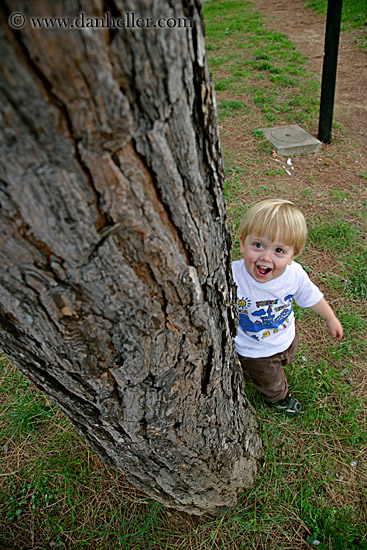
[232,199,343,415]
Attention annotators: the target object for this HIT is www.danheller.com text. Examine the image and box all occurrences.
[8,11,193,30]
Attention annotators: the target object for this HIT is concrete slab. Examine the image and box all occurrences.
[259,124,322,156]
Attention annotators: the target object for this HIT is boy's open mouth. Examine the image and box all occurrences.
[255,265,272,277]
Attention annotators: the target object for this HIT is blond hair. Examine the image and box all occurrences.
[239,199,307,256]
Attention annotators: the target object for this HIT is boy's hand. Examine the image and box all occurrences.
[310,298,343,341]
[326,317,343,340]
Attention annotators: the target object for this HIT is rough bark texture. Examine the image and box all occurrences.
[0,0,262,515]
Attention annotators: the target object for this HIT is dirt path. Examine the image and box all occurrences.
[253,0,367,150]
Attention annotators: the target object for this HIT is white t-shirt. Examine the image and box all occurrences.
[232,259,323,358]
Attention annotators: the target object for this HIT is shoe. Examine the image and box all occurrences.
[270,392,302,415]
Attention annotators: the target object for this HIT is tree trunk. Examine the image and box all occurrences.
[0,0,262,515]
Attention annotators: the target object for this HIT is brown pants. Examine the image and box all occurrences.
[238,335,298,402]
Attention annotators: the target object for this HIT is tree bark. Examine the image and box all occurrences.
[0,0,262,515]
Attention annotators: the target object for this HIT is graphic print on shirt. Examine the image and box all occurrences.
[238,294,294,340]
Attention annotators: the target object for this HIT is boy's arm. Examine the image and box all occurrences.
[310,298,343,340]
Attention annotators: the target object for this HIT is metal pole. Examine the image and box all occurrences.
[318,0,343,144]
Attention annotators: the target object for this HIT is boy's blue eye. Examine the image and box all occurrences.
[254,243,263,249]
[275,247,284,254]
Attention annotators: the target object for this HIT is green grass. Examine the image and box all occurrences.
[307,217,367,300]
[204,0,319,127]
[308,219,360,250]
[217,99,246,120]
[4,388,56,438]
[307,0,367,29]
[307,0,367,51]
[1,351,366,549]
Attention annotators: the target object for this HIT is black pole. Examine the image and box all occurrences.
[318,0,343,144]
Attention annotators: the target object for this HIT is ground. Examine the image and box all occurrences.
[210,4,367,540]
[216,0,367,196]
[254,0,367,149]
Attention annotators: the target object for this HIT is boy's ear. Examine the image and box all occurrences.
[288,248,302,264]
[239,237,244,254]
